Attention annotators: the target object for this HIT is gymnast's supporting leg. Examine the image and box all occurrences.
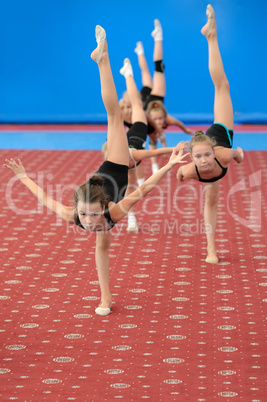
[95,232,112,314]
[204,182,219,264]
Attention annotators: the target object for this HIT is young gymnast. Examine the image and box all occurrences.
[102,58,173,232]
[4,25,188,315]
[135,19,194,173]
[176,5,244,264]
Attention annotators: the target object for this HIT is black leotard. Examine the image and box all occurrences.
[195,158,228,183]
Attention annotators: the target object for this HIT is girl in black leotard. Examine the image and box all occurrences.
[134,19,194,174]
[177,5,244,265]
[4,26,188,316]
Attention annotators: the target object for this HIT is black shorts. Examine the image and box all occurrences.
[206,123,233,148]
[127,122,147,150]
[96,161,129,204]
[140,86,164,110]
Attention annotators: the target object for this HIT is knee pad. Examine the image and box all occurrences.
[155,60,165,73]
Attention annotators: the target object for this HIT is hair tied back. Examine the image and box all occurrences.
[88,175,104,187]
[194,130,205,137]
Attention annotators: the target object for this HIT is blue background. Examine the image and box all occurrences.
[0,0,267,124]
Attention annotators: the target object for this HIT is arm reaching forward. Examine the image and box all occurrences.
[166,114,194,135]
[3,158,75,223]
[110,147,189,221]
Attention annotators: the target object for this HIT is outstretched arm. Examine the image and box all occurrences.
[233,147,244,163]
[217,147,244,165]
[131,146,173,162]
[110,147,189,221]
[166,114,194,135]
[3,158,75,223]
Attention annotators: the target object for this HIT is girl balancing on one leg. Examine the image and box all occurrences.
[176,5,244,264]
[119,57,174,232]
[135,19,194,173]
[4,25,188,316]
[102,57,174,233]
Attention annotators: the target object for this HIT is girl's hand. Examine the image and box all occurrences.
[185,127,194,135]
[168,148,189,167]
[3,158,27,179]
[175,141,189,153]
[237,147,244,161]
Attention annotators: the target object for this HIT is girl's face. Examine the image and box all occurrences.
[120,99,132,122]
[77,201,105,231]
[149,109,166,128]
[191,144,215,172]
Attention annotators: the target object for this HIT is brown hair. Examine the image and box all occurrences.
[73,175,107,226]
[189,130,216,152]
[146,100,167,117]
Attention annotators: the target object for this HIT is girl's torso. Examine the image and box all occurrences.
[182,148,230,182]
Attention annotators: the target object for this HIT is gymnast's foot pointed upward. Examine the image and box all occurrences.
[151,19,163,41]
[120,58,133,78]
[201,4,216,37]
[134,41,144,55]
[91,25,107,63]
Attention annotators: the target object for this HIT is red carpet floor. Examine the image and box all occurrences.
[0,149,266,401]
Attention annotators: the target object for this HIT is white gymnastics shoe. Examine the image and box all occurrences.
[95,307,111,316]
[151,19,163,41]
[120,58,133,78]
[91,25,106,63]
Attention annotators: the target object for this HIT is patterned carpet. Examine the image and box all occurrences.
[0,149,266,401]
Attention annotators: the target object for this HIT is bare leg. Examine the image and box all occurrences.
[204,182,219,264]
[151,19,166,97]
[136,163,145,185]
[91,26,129,165]
[201,5,233,129]
[120,58,147,124]
[149,143,159,173]
[95,231,112,315]
[119,58,147,233]
[135,41,153,88]
[125,169,139,233]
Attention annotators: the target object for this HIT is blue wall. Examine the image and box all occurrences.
[0,0,267,124]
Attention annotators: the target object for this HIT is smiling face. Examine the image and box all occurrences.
[77,201,105,231]
[149,109,166,129]
[191,144,215,172]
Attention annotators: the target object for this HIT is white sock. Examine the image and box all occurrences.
[137,178,145,187]
[120,58,133,78]
[128,213,137,224]
[134,41,144,55]
[152,163,159,174]
[151,19,163,41]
